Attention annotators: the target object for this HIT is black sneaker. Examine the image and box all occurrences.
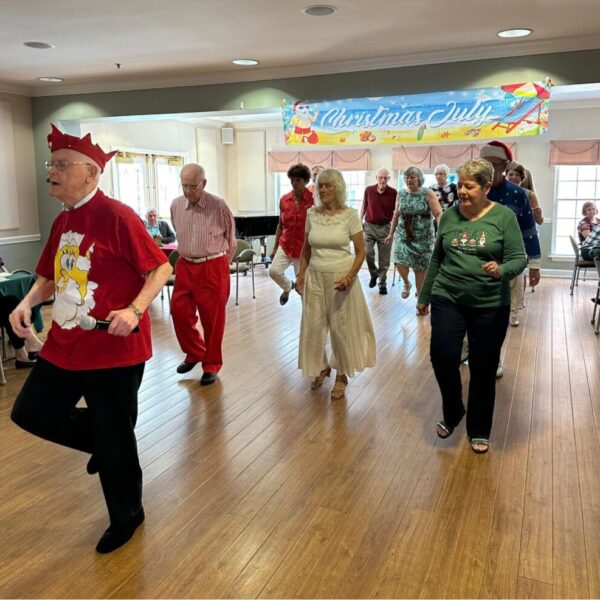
[368,276,377,288]
[379,286,388,295]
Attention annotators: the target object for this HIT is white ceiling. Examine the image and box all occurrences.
[2,0,600,97]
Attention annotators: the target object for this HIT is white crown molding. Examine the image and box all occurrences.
[30,35,600,98]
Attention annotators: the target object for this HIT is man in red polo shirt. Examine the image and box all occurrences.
[360,167,397,295]
[269,163,314,305]
[10,124,171,553]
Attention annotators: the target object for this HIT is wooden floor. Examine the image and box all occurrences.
[1,269,600,599]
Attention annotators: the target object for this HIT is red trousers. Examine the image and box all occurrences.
[170,256,230,372]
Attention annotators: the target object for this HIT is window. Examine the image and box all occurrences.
[273,171,367,212]
[553,165,600,255]
[112,150,186,220]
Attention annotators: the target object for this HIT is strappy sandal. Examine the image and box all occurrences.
[469,437,490,454]
[401,282,412,299]
[311,367,331,390]
[331,374,348,400]
[436,420,454,439]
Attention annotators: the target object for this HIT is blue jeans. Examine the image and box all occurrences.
[430,295,509,439]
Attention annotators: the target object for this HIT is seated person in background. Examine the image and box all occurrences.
[580,220,600,261]
[577,202,600,242]
[0,295,43,367]
[144,208,176,245]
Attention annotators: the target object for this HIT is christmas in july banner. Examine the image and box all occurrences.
[282,81,551,146]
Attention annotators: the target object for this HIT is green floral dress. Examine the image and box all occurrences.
[392,187,434,271]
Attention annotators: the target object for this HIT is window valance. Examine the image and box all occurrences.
[267,149,371,172]
[392,143,517,171]
[549,140,600,165]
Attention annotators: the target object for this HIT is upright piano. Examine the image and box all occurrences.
[234,214,280,265]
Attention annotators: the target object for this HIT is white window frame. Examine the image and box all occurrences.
[551,165,600,257]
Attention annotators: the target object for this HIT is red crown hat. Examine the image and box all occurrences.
[479,140,513,162]
[47,124,117,172]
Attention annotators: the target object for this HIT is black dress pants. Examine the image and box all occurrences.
[11,357,145,527]
[430,295,510,439]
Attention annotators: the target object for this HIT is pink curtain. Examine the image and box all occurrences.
[392,146,431,170]
[549,140,600,165]
[332,149,370,171]
[430,144,473,168]
[267,151,301,172]
[267,150,369,172]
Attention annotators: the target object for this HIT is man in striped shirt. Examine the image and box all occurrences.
[170,164,236,385]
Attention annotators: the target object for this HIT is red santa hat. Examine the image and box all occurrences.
[47,124,117,172]
[479,140,512,162]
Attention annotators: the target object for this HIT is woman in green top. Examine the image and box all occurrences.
[417,159,526,454]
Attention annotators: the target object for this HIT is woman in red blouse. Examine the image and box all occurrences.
[269,163,314,305]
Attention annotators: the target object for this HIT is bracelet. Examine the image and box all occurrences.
[129,303,143,320]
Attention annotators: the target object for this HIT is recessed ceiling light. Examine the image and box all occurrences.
[232,59,259,66]
[38,76,64,83]
[497,28,533,38]
[24,41,55,49]
[303,5,337,16]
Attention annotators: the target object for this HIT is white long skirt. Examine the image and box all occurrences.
[298,268,376,378]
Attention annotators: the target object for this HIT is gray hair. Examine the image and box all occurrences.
[403,166,425,187]
[457,159,494,188]
[315,168,347,209]
[145,208,158,217]
[433,163,450,176]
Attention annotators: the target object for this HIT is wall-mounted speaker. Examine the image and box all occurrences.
[221,127,234,144]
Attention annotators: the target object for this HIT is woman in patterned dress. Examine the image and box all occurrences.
[385,166,442,305]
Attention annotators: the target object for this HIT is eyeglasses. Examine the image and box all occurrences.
[181,183,202,189]
[44,160,92,171]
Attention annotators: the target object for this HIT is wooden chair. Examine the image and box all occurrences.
[230,240,256,306]
[569,235,595,295]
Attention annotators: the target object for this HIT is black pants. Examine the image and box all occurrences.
[11,358,145,527]
[0,295,25,350]
[430,296,509,439]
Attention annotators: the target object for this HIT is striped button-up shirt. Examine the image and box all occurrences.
[170,191,236,259]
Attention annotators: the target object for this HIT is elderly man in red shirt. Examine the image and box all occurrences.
[170,164,236,385]
[360,167,397,295]
[10,125,171,553]
[269,163,314,305]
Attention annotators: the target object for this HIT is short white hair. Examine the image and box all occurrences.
[434,163,450,176]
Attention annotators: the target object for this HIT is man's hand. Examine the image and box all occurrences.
[8,300,32,338]
[528,268,541,287]
[295,273,305,296]
[105,307,140,336]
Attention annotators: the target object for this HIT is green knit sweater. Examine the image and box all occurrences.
[418,203,527,308]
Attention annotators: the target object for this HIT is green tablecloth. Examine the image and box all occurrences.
[0,273,44,332]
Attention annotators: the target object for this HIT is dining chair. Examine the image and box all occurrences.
[230,240,256,306]
[569,235,595,295]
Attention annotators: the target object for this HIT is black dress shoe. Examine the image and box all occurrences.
[86,455,98,475]
[368,275,378,288]
[176,360,198,374]
[96,509,145,554]
[15,358,36,369]
[279,281,294,306]
[591,297,600,304]
[200,372,218,386]
[28,351,40,360]
[379,286,388,295]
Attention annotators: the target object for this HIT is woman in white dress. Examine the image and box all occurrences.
[296,168,376,399]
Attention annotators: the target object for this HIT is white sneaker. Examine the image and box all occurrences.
[510,310,519,327]
[496,363,504,378]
